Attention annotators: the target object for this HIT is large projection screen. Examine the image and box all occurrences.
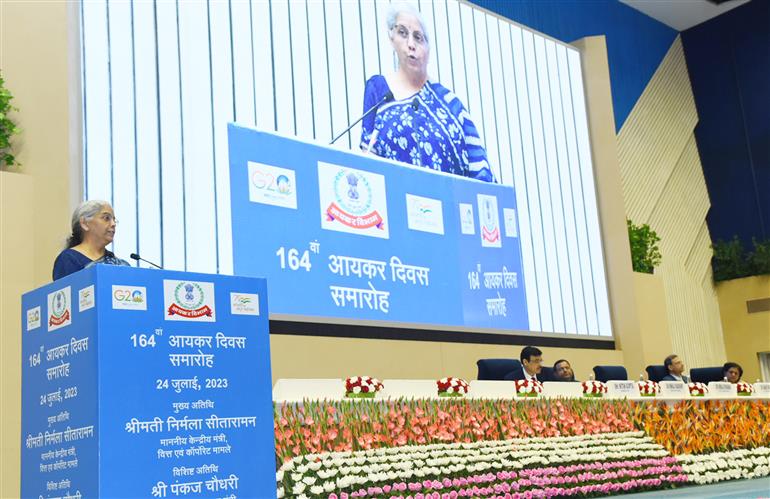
[79,0,612,340]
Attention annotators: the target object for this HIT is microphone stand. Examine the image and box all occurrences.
[330,91,393,145]
[130,253,163,269]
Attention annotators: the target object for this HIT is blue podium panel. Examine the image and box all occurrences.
[228,125,529,332]
[21,265,276,499]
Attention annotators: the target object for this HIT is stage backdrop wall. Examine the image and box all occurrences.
[616,37,727,367]
[78,0,613,338]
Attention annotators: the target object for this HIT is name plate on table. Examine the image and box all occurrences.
[753,383,770,396]
[607,381,639,397]
[708,382,737,396]
[659,381,688,397]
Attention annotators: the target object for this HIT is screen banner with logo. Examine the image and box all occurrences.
[20,265,275,498]
[229,125,528,331]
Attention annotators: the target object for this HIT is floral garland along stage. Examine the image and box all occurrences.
[275,398,770,498]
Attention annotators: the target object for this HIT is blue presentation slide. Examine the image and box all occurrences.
[229,125,528,332]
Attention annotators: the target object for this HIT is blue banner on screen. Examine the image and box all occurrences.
[21,265,276,498]
[228,125,528,331]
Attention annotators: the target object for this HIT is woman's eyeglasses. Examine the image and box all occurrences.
[99,213,118,225]
[393,24,427,45]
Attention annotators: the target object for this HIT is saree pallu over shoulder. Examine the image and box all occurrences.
[361,75,496,183]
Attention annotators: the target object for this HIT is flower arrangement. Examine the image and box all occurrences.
[274,397,770,498]
[632,400,770,455]
[582,380,608,398]
[687,382,708,397]
[436,377,469,397]
[514,379,543,397]
[677,447,770,485]
[345,376,383,399]
[276,431,687,498]
[637,380,660,397]
[275,398,635,464]
[736,381,754,396]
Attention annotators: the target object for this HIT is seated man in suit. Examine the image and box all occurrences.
[661,354,689,383]
[514,346,543,382]
[552,359,576,382]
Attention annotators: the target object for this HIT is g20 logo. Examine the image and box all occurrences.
[251,170,292,195]
[114,289,144,303]
[112,285,147,310]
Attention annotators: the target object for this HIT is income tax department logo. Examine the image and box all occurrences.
[318,162,389,239]
[47,286,72,332]
[478,194,501,248]
[163,280,216,322]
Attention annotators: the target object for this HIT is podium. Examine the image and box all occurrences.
[21,265,276,498]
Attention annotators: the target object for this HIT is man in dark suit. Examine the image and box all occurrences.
[661,354,690,383]
[552,359,576,382]
[504,345,543,381]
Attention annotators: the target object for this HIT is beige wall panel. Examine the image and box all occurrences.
[632,273,673,371]
[617,35,726,369]
[718,276,770,382]
[572,35,642,374]
[269,334,624,383]
[685,222,712,282]
[0,173,35,499]
[0,2,79,495]
[617,39,698,224]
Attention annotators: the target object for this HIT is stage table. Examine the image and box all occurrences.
[272,378,770,403]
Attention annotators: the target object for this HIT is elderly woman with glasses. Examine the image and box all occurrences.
[360,3,495,182]
[52,200,130,280]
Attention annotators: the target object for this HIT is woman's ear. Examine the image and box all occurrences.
[80,217,89,231]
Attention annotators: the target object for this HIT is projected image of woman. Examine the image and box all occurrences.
[361,3,495,182]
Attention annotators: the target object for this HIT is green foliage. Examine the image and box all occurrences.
[712,237,749,281]
[750,238,770,275]
[627,220,662,274]
[713,236,770,281]
[0,72,20,168]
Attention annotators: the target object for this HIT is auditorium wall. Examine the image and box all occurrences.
[681,0,769,247]
[718,276,770,383]
[0,2,80,497]
[616,36,727,368]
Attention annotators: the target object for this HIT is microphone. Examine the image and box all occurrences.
[330,90,394,145]
[411,97,420,111]
[130,253,163,270]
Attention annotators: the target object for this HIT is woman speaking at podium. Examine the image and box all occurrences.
[360,3,495,183]
[52,200,130,280]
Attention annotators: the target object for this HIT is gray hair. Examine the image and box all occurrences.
[386,2,430,45]
[67,199,110,248]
